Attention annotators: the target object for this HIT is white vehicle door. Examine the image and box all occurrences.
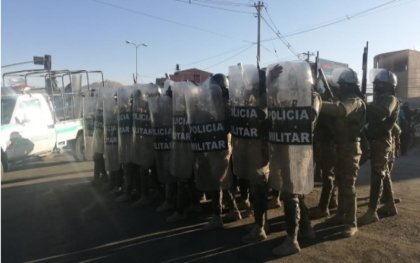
[10,96,56,157]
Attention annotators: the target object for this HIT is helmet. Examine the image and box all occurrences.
[210,73,229,101]
[337,68,359,87]
[329,68,362,98]
[371,68,397,95]
[373,69,397,87]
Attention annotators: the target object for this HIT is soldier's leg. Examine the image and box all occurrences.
[98,154,108,183]
[167,179,189,222]
[268,189,281,209]
[203,189,223,230]
[380,150,401,204]
[132,166,152,207]
[113,165,124,195]
[157,182,176,212]
[378,173,398,216]
[223,189,242,222]
[272,193,301,256]
[106,169,117,191]
[92,153,102,183]
[341,142,361,237]
[183,173,203,215]
[359,140,390,225]
[242,180,268,243]
[298,195,315,240]
[341,184,358,237]
[238,178,251,212]
[116,162,134,202]
[312,173,334,218]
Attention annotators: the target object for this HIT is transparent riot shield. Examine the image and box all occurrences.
[171,81,194,179]
[185,81,232,191]
[92,87,104,155]
[132,83,159,168]
[266,60,314,195]
[149,91,173,184]
[116,86,134,165]
[82,89,96,161]
[228,64,269,184]
[103,86,119,172]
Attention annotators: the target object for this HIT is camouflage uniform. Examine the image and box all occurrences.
[320,68,366,237]
[359,92,399,223]
[312,113,337,218]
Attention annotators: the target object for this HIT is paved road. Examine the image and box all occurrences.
[2,147,420,263]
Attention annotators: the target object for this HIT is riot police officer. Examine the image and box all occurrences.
[228,64,270,242]
[267,61,321,256]
[359,69,399,224]
[185,74,239,230]
[321,68,366,237]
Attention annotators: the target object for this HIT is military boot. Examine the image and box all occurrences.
[273,193,301,256]
[325,188,344,225]
[272,235,301,257]
[358,208,379,225]
[342,190,358,237]
[378,176,398,216]
[203,215,223,231]
[378,201,398,216]
[311,181,332,219]
[224,208,242,222]
[242,224,267,243]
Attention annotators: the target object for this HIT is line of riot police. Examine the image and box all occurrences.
[82,60,401,258]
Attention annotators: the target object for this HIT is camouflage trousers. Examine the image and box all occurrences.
[335,142,362,227]
[369,138,393,210]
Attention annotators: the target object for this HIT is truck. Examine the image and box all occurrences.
[1,69,103,172]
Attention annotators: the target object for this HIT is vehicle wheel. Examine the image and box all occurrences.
[73,133,86,162]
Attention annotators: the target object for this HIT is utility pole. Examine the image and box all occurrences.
[302,51,314,62]
[255,1,264,69]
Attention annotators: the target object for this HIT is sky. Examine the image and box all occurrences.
[2,0,420,85]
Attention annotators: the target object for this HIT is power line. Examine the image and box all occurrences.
[262,0,413,41]
[203,43,255,70]
[192,0,254,7]
[91,0,253,43]
[182,44,255,66]
[262,7,300,58]
[175,0,253,14]
[139,44,255,78]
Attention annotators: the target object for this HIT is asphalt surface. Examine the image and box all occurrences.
[2,146,420,263]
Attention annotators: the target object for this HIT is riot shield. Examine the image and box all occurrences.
[171,81,194,179]
[103,86,119,172]
[132,83,159,168]
[266,61,314,195]
[185,80,232,191]
[82,89,96,161]
[117,86,134,164]
[149,88,173,184]
[228,64,269,184]
[92,87,104,155]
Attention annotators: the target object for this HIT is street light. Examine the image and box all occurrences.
[125,40,148,83]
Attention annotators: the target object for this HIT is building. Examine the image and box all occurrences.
[156,68,213,87]
[374,49,420,105]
